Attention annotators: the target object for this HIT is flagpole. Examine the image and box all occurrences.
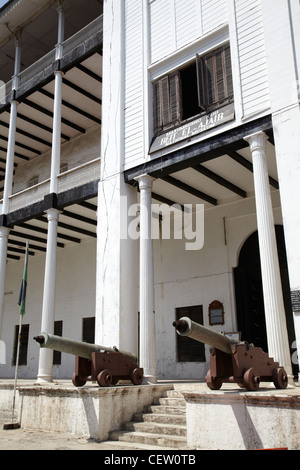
[11,312,23,424]
[4,241,29,429]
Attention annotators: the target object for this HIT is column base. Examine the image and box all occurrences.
[142,375,157,385]
[287,375,296,387]
[35,375,53,385]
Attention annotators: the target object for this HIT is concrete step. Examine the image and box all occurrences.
[143,404,186,415]
[124,420,187,437]
[107,386,189,450]
[109,430,188,449]
[164,389,187,398]
[133,412,186,425]
[153,397,186,407]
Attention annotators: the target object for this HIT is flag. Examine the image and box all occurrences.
[18,242,29,316]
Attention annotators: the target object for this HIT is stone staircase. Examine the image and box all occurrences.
[108,389,193,450]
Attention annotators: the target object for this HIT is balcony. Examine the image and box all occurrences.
[6,158,100,214]
[1,15,103,106]
[0,15,102,214]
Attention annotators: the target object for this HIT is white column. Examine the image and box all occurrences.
[36,209,60,383]
[0,227,10,338]
[0,101,17,336]
[50,70,63,194]
[36,69,62,382]
[0,33,21,339]
[36,4,64,382]
[135,174,157,383]
[56,1,65,61]
[2,101,18,215]
[245,131,293,379]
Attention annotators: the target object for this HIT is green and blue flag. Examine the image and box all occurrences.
[18,242,29,316]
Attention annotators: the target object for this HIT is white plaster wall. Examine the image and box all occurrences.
[185,394,300,450]
[154,192,283,379]
[0,238,96,379]
[0,384,173,441]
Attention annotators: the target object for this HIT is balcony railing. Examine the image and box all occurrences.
[57,157,100,193]
[1,15,103,104]
[6,158,100,214]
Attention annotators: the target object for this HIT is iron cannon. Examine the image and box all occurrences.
[34,332,143,388]
[173,317,288,391]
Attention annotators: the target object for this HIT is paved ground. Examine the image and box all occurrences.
[0,414,152,450]
[0,425,116,450]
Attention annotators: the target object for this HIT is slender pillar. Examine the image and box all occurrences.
[36,209,60,383]
[245,131,293,379]
[0,33,22,339]
[0,100,17,333]
[56,1,65,61]
[135,174,157,383]
[36,3,64,383]
[50,70,63,194]
[2,100,18,215]
[36,72,62,381]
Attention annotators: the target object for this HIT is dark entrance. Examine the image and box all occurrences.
[234,226,298,375]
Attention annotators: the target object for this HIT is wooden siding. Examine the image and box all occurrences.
[150,0,228,64]
[123,0,271,171]
[124,0,144,170]
[235,0,270,117]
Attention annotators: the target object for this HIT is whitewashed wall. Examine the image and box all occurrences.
[154,193,283,379]
[0,239,96,379]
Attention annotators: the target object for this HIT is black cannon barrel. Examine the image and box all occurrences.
[33,332,137,363]
[173,317,239,355]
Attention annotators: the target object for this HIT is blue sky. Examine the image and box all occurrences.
[0,0,9,8]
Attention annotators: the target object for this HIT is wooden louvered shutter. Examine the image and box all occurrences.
[169,72,181,125]
[196,53,206,111]
[224,45,233,98]
[154,80,163,133]
[196,45,233,109]
[216,47,225,102]
[153,72,181,133]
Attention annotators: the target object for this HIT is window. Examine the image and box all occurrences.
[12,324,29,366]
[27,174,39,188]
[60,162,68,174]
[82,317,95,344]
[53,320,63,365]
[197,45,233,111]
[153,44,233,135]
[175,306,205,362]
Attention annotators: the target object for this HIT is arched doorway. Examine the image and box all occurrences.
[234,226,298,375]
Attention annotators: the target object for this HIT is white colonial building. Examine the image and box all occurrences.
[0,0,299,384]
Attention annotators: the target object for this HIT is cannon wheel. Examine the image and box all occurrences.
[130,368,143,385]
[205,370,222,390]
[272,367,288,389]
[72,372,86,387]
[97,369,112,387]
[243,368,260,391]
